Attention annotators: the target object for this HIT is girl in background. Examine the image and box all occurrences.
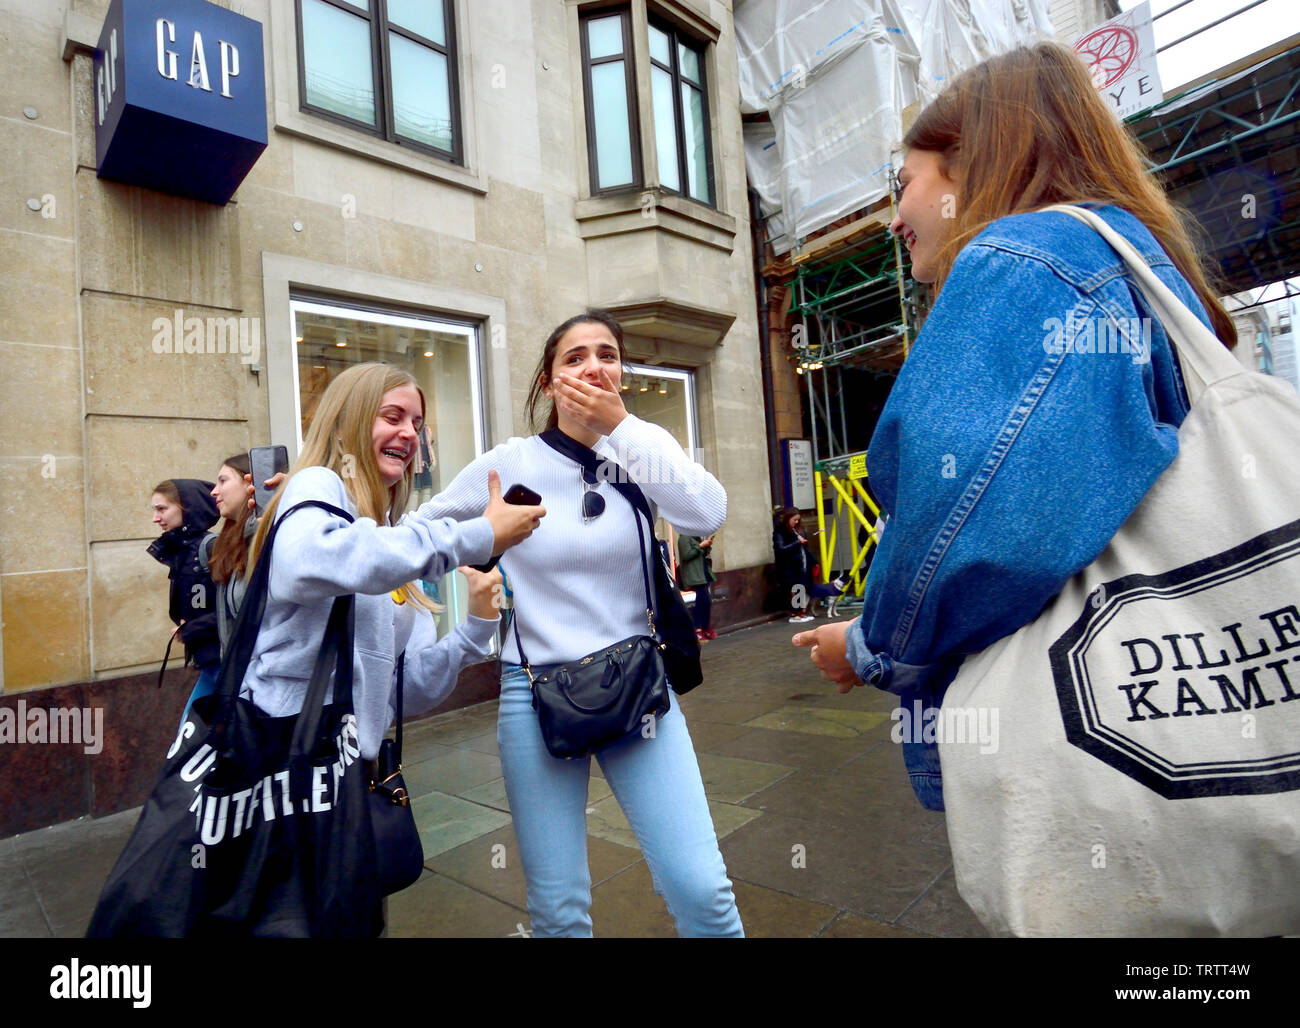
[206,454,256,658]
[677,533,716,640]
[148,479,221,722]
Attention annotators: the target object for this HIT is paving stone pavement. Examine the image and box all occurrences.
[0,618,987,938]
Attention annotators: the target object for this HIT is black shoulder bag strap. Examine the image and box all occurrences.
[159,533,218,692]
[393,652,406,763]
[540,428,657,524]
[508,453,656,677]
[156,627,183,692]
[210,499,356,737]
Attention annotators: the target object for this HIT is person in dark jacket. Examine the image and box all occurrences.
[677,533,716,641]
[148,478,220,720]
[773,507,815,623]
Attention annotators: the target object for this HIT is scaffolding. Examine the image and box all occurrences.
[768,37,1300,614]
[783,174,915,610]
[1127,38,1300,294]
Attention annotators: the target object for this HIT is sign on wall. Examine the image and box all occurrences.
[782,439,815,511]
[1074,0,1164,120]
[94,0,267,204]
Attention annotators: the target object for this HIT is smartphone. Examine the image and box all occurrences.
[503,484,542,507]
[472,483,542,572]
[249,445,290,517]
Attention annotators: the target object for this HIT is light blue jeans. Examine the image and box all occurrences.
[497,664,744,938]
[181,664,220,728]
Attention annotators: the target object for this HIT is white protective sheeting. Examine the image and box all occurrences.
[738,0,1054,252]
[742,119,794,252]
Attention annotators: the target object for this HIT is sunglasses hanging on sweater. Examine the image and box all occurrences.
[580,467,605,523]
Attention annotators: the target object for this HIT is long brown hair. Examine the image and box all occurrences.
[525,310,628,432]
[209,454,251,584]
[247,363,435,611]
[905,41,1235,347]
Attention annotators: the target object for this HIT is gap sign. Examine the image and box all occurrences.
[94,0,267,205]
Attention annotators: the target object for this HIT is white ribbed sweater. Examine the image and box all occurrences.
[414,415,727,667]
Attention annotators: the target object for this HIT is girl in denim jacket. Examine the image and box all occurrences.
[794,43,1238,810]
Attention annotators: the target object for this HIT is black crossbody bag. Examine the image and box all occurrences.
[511,472,670,758]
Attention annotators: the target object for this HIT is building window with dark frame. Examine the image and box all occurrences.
[297,0,462,163]
[648,19,713,205]
[580,8,642,193]
[579,7,715,206]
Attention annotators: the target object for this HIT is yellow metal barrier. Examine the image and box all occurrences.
[812,460,883,598]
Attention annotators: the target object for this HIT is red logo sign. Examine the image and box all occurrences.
[1075,25,1138,88]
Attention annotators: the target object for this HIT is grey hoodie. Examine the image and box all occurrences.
[238,466,497,759]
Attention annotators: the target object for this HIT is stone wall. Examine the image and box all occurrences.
[0,0,779,831]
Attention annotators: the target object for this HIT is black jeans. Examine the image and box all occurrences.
[691,583,711,630]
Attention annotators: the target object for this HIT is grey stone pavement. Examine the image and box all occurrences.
[0,618,987,938]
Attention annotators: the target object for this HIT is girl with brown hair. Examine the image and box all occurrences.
[206,453,255,658]
[417,311,742,937]
[794,42,1236,810]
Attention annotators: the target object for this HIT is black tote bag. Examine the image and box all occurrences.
[86,501,385,938]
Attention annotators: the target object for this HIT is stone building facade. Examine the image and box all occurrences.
[0,0,774,834]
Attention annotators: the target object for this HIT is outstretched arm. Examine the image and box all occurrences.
[268,466,494,605]
[396,565,502,716]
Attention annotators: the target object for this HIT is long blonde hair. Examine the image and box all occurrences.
[905,41,1236,347]
[248,362,436,611]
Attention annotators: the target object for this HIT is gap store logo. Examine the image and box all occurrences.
[94,0,267,205]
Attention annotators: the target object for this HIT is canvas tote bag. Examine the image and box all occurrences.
[938,204,1300,937]
[87,501,385,937]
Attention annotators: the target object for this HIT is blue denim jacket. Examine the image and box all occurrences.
[844,205,1210,809]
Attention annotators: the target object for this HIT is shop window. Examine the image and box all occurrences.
[579,6,715,205]
[296,0,462,163]
[620,363,700,570]
[290,297,485,629]
[620,362,697,457]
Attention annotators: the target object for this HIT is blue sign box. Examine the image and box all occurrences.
[94,0,267,205]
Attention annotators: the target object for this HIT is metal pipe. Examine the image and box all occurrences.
[805,317,819,463]
[1152,0,1198,22]
[1148,107,1300,172]
[1157,0,1271,53]
[820,365,838,457]
[837,364,849,460]
[888,164,912,358]
[748,189,784,508]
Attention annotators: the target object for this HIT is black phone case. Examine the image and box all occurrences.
[472,483,539,572]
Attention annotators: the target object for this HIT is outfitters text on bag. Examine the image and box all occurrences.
[168,711,362,846]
